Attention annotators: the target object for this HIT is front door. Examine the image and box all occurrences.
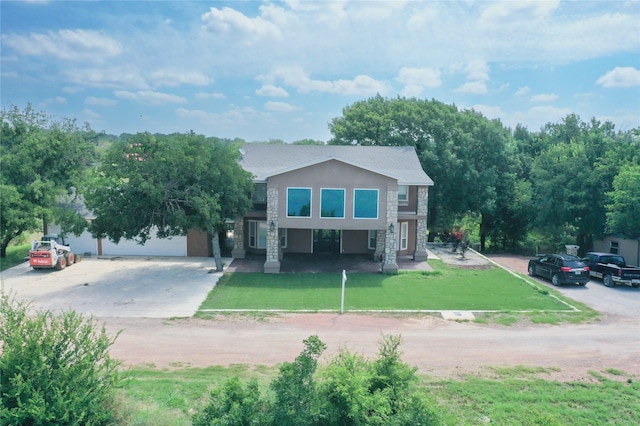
[313,229,341,253]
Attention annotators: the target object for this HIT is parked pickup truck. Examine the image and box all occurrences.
[583,252,640,288]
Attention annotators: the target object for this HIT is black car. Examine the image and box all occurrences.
[528,254,589,286]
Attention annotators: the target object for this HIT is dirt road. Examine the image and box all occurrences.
[104,254,640,381]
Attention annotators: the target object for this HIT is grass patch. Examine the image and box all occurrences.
[198,260,574,313]
[0,243,30,272]
[115,365,640,425]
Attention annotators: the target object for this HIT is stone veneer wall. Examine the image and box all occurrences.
[383,188,398,273]
[414,186,429,261]
[264,187,280,272]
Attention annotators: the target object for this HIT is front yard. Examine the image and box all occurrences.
[198,260,576,313]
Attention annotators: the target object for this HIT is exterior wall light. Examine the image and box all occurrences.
[389,223,395,233]
[269,221,276,232]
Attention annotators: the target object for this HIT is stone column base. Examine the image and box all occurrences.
[264,261,281,273]
[231,248,245,259]
[413,250,428,262]
[382,263,398,274]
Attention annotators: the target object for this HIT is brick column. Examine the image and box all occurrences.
[264,187,281,273]
[231,217,245,259]
[383,188,398,274]
[413,186,429,262]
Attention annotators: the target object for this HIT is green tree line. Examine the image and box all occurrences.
[2,101,638,257]
[329,95,640,253]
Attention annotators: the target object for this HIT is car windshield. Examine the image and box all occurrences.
[564,260,585,268]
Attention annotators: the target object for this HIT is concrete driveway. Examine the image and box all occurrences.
[1,256,228,318]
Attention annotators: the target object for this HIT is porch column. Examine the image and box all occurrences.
[373,229,385,262]
[231,217,245,259]
[264,187,281,273]
[413,186,429,262]
[383,188,398,274]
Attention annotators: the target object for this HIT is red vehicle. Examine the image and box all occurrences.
[29,236,78,270]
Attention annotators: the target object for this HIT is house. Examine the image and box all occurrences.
[592,234,640,267]
[231,144,434,273]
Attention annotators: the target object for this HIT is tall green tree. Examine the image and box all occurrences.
[83,132,253,270]
[529,115,623,251]
[606,163,640,237]
[329,96,521,249]
[0,105,96,257]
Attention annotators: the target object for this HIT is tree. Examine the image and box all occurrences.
[606,163,640,237]
[0,295,120,425]
[329,96,521,249]
[0,104,97,257]
[83,132,253,270]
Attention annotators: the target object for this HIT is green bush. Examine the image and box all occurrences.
[193,335,441,426]
[0,295,121,425]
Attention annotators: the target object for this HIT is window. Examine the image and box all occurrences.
[252,183,267,204]
[398,185,408,205]
[399,222,408,250]
[248,221,268,249]
[354,189,378,219]
[287,188,312,217]
[368,230,377,250]
[279,228,287,248]
[610,241,619,254]
[321,188,345,218]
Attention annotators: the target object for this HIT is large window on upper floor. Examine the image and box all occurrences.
[287,187,312,217]
[252,183,267,204]
[353,189,378,219]
[320,188,345,218]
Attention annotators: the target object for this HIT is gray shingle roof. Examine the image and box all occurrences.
[239,144,433,185]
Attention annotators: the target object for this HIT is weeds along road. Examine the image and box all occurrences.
[105,255,640,381]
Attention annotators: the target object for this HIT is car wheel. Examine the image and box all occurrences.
[551,274,560,286]
[64,252,75,266]
[578,282,587,286]
[528,265,536,277]
[603,275,614,287]
[632,283,640,289]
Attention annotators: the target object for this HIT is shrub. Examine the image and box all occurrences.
[0,295,121,425]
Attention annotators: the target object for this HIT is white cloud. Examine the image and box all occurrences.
[509,105,574,130]
[264,66,388,96]
[471,104,504,121]
[265,101,297,112]
[596,66,640,88]
[85,96,117,106]
[201,6,283,41]
[149,69,212,87]
[82,109,102,120]
[515,86,530,96]
[396,67,441,97]
[256,84,289,97]
[455,81,488,94]
[2,29,121,62]
[530,93,559,102]
[195,92,226,100]
[64,67,148,89]
[114,90,187,105]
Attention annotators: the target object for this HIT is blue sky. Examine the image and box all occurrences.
[2,1,639,142]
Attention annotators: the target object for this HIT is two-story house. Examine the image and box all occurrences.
[231,144,434,273]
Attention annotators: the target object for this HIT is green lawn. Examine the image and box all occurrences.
[116,365,639,426]
[199,260,572,312]
[0,243,29,272]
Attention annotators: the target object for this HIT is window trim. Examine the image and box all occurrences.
[248,220,268,249]
[286,187,312,218]
[279,228,287,249]
[353,188,379,219]
[368,230,377,250]
[320,188,346,219]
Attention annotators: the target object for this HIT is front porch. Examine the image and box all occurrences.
[226,253,432,274]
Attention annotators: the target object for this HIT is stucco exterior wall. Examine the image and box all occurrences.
[268,159,394,231]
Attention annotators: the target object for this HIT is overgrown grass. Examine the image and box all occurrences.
[198,260,575,313]
[115,365,640,425]
[0,243,30,272]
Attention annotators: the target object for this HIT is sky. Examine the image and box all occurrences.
[2,1,639,143]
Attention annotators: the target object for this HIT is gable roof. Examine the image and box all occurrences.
[239,144,434,185]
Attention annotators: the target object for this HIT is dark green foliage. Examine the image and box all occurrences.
[193,335,441,426]
[0,104,97,257]
[270,335,326,425]
[0,295,120,425]
[192,377,271,426]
